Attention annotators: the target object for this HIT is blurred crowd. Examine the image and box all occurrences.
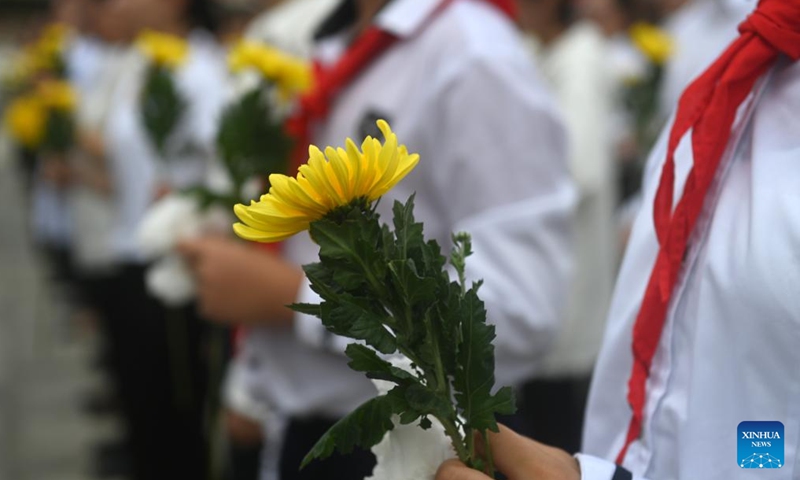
[0,0,752,479]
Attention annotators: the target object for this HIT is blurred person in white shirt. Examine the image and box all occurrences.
[212,2,341,479]
[517,0,617,454]
[88,0,229,478]
[28,0,85,292]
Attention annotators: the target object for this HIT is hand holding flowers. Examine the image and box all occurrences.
[3,79,77,154]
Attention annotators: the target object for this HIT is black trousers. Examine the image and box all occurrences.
[279,416,376,480]
[101,264,209,480]
[228,442,263,480]
[518,377,591,454]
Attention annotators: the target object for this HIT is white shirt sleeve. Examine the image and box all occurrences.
[439,55,575,387]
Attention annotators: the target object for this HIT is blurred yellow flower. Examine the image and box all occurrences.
[39,24,69,45]
[37,80,77,111]
[6,24,70,85]
[233,120,419,243]
[136,31,189,68]
[630,23,673,65]
[228,40,312,99]
[3,95,46,149]
[36,23,69,60]
[1,52,34,89]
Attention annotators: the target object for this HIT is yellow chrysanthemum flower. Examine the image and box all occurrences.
[233,120,419,243]
[3,95,47,149]
[136,30,189,68]
[36,23,69,59]
[228,40,312,99]
[39,23,69,47]
[7,24,70,84]
[1,52,34,89]
[630,22,674,66]
[36,79,77,111]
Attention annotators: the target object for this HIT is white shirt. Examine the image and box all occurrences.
[69,41,129,272]
[66,35,108,92]
[578,56,800,479]
[659,0,753,117]
[244,0,339,58]
[527,23,617,377]
[104,31,229,262]
[241,0,575,419]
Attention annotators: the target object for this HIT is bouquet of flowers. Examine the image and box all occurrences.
[2,23,75,155]
[1,23,69,96]
[195,40,310,210]
[3,79,77,154]
[138,40,310,306]
[27,23,70,78]
[136,30,188,157]
[233,120,516,479]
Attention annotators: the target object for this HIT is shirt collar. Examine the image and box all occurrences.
[315,0,443,40]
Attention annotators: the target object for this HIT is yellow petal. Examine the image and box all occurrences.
[231,120,419,243]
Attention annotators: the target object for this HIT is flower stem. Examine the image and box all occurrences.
[466,430,476,464]
[439,416,470,464]
[482,430,496,478]
[425,313,447,393]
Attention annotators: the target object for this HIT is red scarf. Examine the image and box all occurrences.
[285,0,517,171]
[617,0,800,464]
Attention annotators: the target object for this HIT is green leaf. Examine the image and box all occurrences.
[289,302,321,317]
[310,207,387,297]
[433,281,467,377]
[332,268,366,290]
[392,194,424,258]
[388,259,438,305]
[311,213,374,264]
[43,109,74,154]
[328,299,396,354]
[345,344,416,384]
[452,287,516,432]
[301,391,398,469]
[391,195,447,274]
[302,262,342,301]
[141,65,186,156]
[419,417,433,430]
[479,386,516,426]
[404,383,454,420]
[216,84,293,197]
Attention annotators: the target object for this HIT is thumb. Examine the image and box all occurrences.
[483,425,539,479]
[436,459,492,480]
[485,424,580,480]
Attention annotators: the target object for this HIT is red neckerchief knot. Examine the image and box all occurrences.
[285,0,517,173]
